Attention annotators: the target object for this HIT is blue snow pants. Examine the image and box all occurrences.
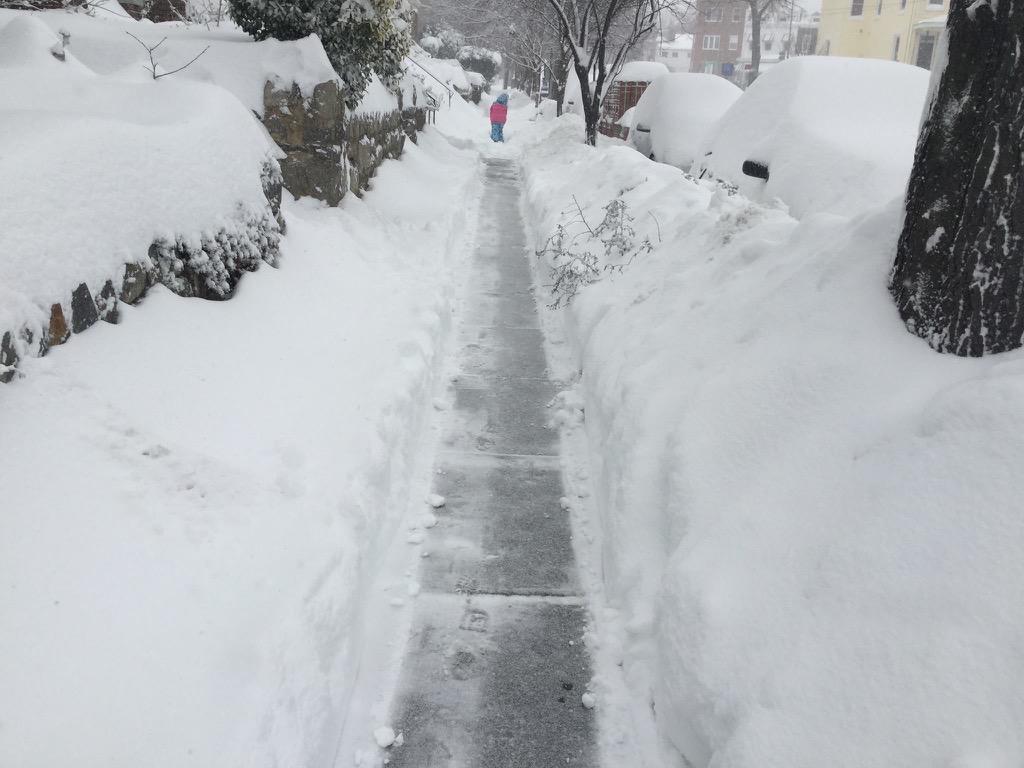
[490,122,504,142]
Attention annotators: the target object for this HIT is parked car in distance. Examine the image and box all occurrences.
[629,73,742,170]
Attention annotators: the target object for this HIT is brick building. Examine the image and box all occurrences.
[688,0,748,78]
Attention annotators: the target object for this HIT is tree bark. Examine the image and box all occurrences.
[574,61,600,146]
[890,0,1024,356]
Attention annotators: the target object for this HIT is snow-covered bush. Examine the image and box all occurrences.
[421,25,463,57]
[537,196,653,307]
[229,0,413,109]
[456,44,500,83]
[419,34,441,55]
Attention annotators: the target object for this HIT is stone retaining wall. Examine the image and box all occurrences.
[263,80,347,205]
[346,111,406,195]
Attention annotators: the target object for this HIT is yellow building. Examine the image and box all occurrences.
[818,0,946,69]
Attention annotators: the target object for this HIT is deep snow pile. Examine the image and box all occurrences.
[0,10,315,340]
[521,116,1024,768]
[355,73,400,115]
[629,73,741,169]
[0,8,339,113]
[698,57,929,217]
[0,126,479,768]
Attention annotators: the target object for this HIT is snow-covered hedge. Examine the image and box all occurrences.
[522,116,1024,768]
[0,13,286,359]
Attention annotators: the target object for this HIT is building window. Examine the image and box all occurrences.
[729,34,739,50]
[892,34,901,59]
[876,0,883,13]
[916,31,937,67]
[764,38,773,51]
[850,0,864,15]
[900,0,908,10]
[703,62,716,73]
[706,6,723,21]
[926,0,942,6]
[733,6,744,21]
[702,34,721,49]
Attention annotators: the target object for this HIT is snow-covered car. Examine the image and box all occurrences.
[628,73,741,169]
[697,56,930,217]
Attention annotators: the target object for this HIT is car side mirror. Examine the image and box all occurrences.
[742,160,769,181]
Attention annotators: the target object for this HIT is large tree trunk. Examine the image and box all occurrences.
[890,0,1024,356]
[575,62,600,146]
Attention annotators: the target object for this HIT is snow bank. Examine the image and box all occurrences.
[630,73,741,169]
[520,116,1024,768]
[614,60,669,83]
[0,128,479,768]
[354,72,400,115]
[699,56,929,217]
[0,9,338,114]
[0,12,279,336]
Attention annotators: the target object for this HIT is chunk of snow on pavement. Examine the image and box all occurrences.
[426,493,446,508]
[373,726,397,748]
[581,693,597,709]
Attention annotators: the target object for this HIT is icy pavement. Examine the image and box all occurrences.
[385,158,597,766]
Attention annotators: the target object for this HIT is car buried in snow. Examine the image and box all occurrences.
[695,56,930,218]
[628,73,742,170]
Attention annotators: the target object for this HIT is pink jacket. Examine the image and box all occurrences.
[489,102,508,125]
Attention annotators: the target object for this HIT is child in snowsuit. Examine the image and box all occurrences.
[490,93,509,142]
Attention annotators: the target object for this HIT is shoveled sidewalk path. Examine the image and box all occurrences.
[385,157,597,767]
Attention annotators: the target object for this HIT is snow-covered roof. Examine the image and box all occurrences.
[614,60,670,83]
[659,34,694,52]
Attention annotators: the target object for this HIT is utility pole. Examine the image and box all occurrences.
[786,0,795,57]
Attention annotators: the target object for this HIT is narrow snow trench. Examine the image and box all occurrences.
[383,157,598,766]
